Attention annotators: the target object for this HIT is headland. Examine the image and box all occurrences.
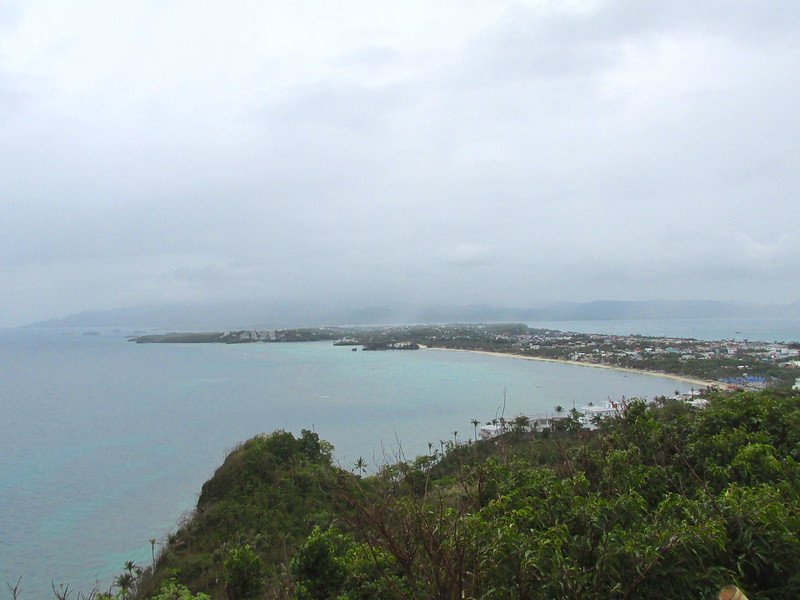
[130,322,800,391]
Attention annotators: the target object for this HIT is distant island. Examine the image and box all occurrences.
[130,323,800,390]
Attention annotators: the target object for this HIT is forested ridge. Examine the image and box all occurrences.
[44,389,800,600]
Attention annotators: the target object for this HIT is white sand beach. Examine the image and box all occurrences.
[423,346,726,390]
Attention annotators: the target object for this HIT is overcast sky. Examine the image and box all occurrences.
[1,0,799,326]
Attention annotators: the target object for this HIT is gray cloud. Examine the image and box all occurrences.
[1,0,799,326]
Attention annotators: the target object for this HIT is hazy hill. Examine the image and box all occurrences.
[27,299,800,330]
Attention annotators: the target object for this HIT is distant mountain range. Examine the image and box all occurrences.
[26,299,800,330]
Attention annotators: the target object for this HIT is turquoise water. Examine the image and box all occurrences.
[0,322,786,597]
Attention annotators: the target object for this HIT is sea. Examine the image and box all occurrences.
[2,317,799,598]
[531,317,800,343]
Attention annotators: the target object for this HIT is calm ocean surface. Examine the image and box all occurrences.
[533,317,800,342]
[2,318,798,597]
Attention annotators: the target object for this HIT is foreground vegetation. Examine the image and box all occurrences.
[14,389,800,600]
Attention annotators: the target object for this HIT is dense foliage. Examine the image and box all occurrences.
[79,390,800,600]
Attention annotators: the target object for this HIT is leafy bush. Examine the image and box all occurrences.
[225,545,265,600]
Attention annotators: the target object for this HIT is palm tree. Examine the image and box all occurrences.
[452,430,458,446]
[115,573,134,600]
[471,418,480,440]
[428,441,433,456]
[354,456,367,477]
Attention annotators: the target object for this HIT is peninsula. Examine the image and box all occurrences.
[130,323,800,390]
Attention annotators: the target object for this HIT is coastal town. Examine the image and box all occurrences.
[447,325,800,390]
[132,322,800,391]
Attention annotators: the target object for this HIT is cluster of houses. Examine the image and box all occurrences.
[499,331,800,390]
[478,392,710,440]
[221,329,280,342]
[538,334,800,365]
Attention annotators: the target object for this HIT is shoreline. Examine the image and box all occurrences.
[423,346,724,390]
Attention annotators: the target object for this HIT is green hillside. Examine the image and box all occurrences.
[112,389,800,600]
